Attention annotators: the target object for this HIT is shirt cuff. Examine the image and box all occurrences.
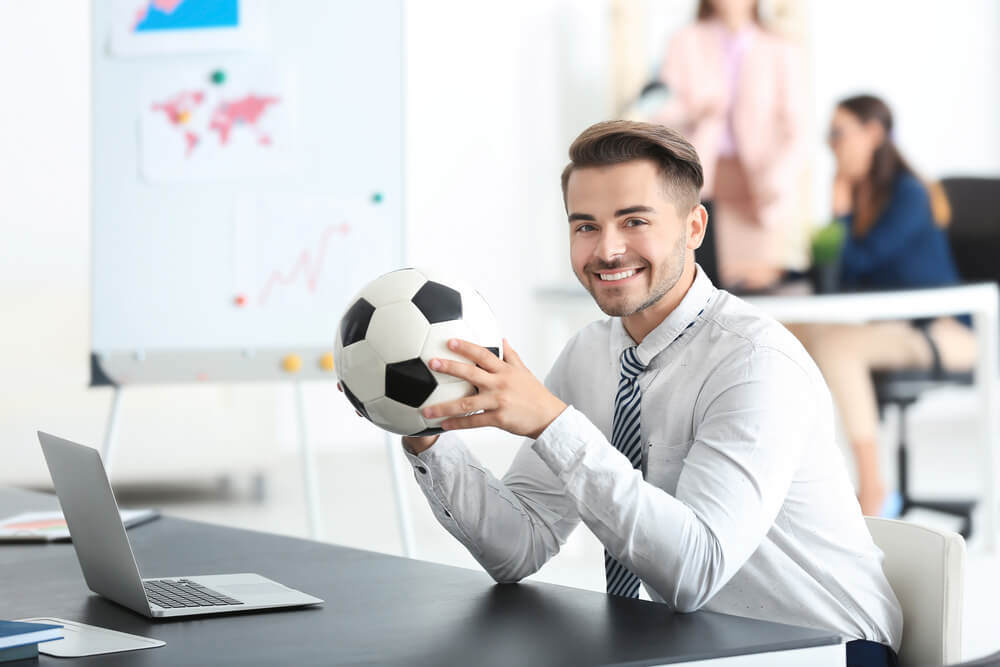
[403,432,469,487]
[532,405,603,478]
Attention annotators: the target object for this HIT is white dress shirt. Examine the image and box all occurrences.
[405,266,903,649]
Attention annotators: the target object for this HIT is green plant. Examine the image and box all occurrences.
[810,221,846,266]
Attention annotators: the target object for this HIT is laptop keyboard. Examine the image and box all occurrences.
[144,578,243,609]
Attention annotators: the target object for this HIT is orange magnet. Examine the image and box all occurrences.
[234,294,247,307]
[319,352,335,371]
[282,354,302,373]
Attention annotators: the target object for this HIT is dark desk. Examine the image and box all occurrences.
[0,488,843,666]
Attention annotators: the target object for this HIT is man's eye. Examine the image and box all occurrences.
[625,218,648,227]
[575,224,596,233]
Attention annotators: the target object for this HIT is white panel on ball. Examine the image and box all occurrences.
[460,287,503,356]
[359,268,428,308]
[339,341,386,402]
[422,381,476,429]
[366,396,429,436]
[365,301,432,363]
[421,319,478,385]
[332,323,345,375]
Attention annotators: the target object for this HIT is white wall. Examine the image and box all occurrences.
[806,0,1000,219]
[1,0,998,485]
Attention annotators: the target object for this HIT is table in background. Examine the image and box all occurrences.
[0,488,842,666]
[745,283,1000,551]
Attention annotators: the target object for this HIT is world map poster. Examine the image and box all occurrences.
[139,65,295,183]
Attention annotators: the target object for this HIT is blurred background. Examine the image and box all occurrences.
[1,0,999,658]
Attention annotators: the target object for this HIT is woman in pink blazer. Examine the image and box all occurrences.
[658,0,806,290]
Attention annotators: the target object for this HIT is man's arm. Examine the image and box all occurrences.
[402,433,581,582]
[396,338,582,582]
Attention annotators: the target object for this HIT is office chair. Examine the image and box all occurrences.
[865,517,965,666]
[871,177,1000,538]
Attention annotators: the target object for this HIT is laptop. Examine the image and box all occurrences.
[37,431,323,618]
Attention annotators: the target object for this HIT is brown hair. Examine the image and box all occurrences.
[696,0,762,23]
[836,94,925,236]
[560,121,704,212]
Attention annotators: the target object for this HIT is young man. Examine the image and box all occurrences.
[400,121,902,661]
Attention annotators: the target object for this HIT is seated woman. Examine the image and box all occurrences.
[789,94,976,516]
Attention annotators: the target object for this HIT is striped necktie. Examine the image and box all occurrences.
[605,345,647,598]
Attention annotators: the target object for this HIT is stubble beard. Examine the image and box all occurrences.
[585,237,687,318]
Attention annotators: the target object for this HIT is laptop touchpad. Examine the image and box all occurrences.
[221,582,290,597]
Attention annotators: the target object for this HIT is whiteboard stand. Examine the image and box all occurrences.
[293,381,323,540]
[385,431,416,557]
[101,387,125,478]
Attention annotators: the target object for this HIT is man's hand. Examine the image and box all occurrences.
[422,338,567,439]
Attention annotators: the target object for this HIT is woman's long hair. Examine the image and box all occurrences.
[696,0,762,23]
[836,95,920,236]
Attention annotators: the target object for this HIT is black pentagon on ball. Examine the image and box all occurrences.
[341,381,369,419]
[411,281,462,324]
[340,298,376,347]
[486,347,500,358]
[385,358,438,407]
[411,426,444,437]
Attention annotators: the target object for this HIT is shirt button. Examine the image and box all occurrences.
[417,466,428,474]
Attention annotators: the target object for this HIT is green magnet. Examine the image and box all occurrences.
[211,70,226,85]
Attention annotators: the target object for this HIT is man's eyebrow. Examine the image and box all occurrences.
[614,205,656,217]
[568,205,655,222]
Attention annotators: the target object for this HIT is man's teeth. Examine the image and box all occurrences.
[598,270,636,281]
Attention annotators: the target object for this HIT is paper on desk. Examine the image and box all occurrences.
[17,618,164,657]
[0,508,160,542]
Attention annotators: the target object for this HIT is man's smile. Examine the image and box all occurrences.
[593,267,645,284]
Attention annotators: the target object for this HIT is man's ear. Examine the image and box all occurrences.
[687,203,708,250]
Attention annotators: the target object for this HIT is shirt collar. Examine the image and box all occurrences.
[609,264,717,367]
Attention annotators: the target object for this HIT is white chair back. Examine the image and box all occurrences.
[865,517,965,666]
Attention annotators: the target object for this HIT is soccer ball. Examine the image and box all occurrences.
[333,268,503,436]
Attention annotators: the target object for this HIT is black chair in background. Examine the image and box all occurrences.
[871,177,1000,538]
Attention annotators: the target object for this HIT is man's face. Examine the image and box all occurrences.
[566,159,697,318]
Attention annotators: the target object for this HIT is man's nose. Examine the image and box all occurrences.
[595,228,626,263]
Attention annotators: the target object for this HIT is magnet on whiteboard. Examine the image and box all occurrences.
[319,352,335,371]
[282,355,302,373]
[234,294,247,307]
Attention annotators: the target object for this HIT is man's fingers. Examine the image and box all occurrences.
[441,411,494,431]
[423,393,495,420]
[428,356,492,386]
[502,338,524,368]
[447,338,504,372]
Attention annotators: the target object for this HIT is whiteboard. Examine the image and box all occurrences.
[90,0,403,384]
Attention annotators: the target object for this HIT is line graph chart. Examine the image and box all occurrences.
[256,221,351,306]
[234,195,369,310]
